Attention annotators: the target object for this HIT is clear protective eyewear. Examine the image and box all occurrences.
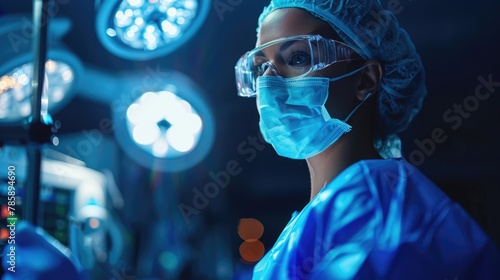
[235,34,362,97]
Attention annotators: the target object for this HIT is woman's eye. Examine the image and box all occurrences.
[288,52,311,67]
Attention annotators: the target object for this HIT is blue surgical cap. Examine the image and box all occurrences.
[257,0,427,146]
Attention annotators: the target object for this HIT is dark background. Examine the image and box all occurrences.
[1,0,500,279]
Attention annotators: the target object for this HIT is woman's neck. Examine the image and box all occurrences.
[306,119,381,200]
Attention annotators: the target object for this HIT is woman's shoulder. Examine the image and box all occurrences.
[345,158,420,177]
[331,158,437,193]
[323,158,408,192]
[313,158,452,231]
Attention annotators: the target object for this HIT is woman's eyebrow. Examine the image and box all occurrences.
[278,40,299,53]
[254,40,301,59]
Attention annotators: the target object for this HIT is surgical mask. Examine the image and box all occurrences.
[257,66,371,159]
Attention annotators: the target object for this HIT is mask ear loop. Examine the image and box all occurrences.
[344,92,373,122]
[328,65,368,82]
[326,64,374,122]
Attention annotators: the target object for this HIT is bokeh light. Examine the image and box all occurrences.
[238,218,265,263]
[0,60,75,123]
[126,90,203,158]
[239,240,265,263]
[237,218,264,241]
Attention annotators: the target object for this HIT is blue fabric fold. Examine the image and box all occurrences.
[253,159,500,279]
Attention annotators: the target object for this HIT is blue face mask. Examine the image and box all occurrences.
[256,66,371,159]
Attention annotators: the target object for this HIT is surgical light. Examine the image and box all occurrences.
[113,70,214,172]
[0,16,83,124]
[0,60,74,123]
[96,0,211,60]
[127,90,202,157]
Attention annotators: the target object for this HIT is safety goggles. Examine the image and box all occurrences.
[235,34,361,97]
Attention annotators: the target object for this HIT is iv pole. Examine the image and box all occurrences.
[25,0,54,226]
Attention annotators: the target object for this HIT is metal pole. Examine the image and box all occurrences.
[25,0,51,226]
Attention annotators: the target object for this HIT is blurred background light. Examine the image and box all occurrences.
[239,240,265,263]
[0,60,73,122]
[238,218,265,263]
[0,16,83,124]
[113,70,214,172]
[126,90,203,157]
[96,0,211,60]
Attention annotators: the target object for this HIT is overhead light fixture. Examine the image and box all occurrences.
[0,16,83,124]
[96,0,211,60]
[112,70,214,172]
[126,90,203,157]
[0,60,74,122]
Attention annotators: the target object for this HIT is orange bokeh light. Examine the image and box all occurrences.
[0,229,9,240]
[239,240,265,263]
[238,218,264,241]
[1,205,9,219]
[89,218,100,229]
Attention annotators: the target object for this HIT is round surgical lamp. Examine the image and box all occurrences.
[112,70,214,172]
[96,0,211,60]
[0,15,83,125]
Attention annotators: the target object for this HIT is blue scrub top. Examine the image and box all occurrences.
[253,159,500,279]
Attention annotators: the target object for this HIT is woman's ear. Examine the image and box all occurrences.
[355,60,382,101]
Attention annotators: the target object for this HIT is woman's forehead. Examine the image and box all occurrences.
[256,8,341,47]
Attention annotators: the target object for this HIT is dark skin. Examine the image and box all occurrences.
[257,8,383,199]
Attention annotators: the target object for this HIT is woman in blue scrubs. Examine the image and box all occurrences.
[234,0,500,279]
